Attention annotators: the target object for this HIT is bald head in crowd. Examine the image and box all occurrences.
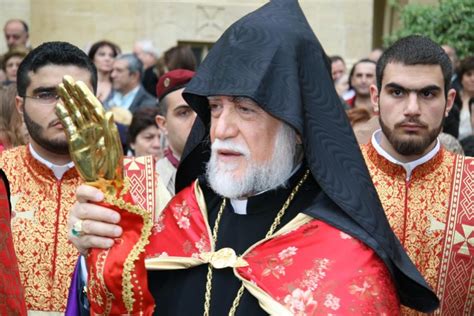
[4,19,29,51]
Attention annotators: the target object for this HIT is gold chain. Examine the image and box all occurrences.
[203,170,310,316]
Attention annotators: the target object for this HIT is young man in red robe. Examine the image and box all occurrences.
[362,35,473,315]
[64,1,439,314]
[0,42,96,313]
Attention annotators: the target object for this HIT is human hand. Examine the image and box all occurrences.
[69,184,123,256]
[55,75,123,193]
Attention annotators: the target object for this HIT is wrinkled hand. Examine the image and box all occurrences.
[69,185,123,256]
[55,75,123,190]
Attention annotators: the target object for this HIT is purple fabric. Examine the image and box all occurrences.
[65,258,81,316]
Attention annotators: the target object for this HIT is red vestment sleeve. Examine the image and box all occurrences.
[0,173,27,315]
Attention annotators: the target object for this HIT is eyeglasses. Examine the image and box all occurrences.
[21,91,60,104]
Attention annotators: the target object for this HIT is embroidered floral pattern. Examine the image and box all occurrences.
[262,246,298,279]
[152,215,165,234]
[284,288,316,315]
[172,200,191,230]
[195,234,210,253]
[278,246,298,260]
[301,258,330,291]
[324,294,340,310]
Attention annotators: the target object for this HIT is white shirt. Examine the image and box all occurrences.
[371,129,440,181]
[29,144,74,180]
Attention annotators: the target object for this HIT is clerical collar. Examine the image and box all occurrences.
[29,144,74,180]
[230,163,302,215]
[371,129,440,180]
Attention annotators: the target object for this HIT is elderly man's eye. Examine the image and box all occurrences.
[237,105,254,114]
[209,103,218,111]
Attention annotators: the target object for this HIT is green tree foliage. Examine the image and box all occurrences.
[385,0,474,59]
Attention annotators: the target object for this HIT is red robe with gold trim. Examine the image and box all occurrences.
[144,180,400,315]
[362,143,474,315]
[0,146,82,312]
[0,170,26,315]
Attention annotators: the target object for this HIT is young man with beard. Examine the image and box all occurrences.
[0,41,97,313]
[65,1,439,314]
[361,35,473,315]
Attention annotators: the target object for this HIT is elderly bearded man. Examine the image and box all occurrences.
[66,1,438,315]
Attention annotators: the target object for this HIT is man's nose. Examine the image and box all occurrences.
[404,93,421,116]
[213,108,238,140]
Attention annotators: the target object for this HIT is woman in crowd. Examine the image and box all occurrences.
[456,56,474,140]
[88,40,121,102]
[1,49,28,87]
[142,45,197,97]
[127,107,162,160]
[0,85,27,151]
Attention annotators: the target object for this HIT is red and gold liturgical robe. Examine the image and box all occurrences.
[143,181,400,315]
[85,175,400,315]
[0,146,161,313]
[0,146,82,312]
[362,143,474,315]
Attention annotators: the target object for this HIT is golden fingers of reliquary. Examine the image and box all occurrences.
[55,75,123,191]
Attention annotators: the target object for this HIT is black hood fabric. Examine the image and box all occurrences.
[178,0,439,311]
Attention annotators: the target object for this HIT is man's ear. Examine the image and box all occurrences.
[15,95,24,115]
[369,84,380,113]
[155,115,167,134]
[445,88,456,117]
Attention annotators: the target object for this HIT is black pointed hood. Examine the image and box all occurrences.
[178,0,439,311]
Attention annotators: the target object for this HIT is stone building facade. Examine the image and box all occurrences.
[0,0,437,66]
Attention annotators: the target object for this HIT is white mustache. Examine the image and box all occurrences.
[211,139,250,157]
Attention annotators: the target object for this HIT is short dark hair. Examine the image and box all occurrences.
[348,58,376,89]
[376,35,452,97]
[164,46,197,71]
[330,55,345,64]
[88,40,121,60]
[457,56,474,83]
[157,97,168,116]
[127,107,160,147]
[16,41,98,96]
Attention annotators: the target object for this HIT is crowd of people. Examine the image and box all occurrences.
[330,44,474,155]
[0,0,472,314]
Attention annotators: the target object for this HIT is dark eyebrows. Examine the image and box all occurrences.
[419,85,442,94]
[384,82,441,94]
[173,104,191,112]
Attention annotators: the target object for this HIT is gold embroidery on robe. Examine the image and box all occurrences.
[361,144,474,315]
[0,146,82,312]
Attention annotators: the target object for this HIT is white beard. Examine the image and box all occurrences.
[206,123,297,199]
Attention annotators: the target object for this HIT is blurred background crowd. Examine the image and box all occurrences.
[0,0,472,159]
